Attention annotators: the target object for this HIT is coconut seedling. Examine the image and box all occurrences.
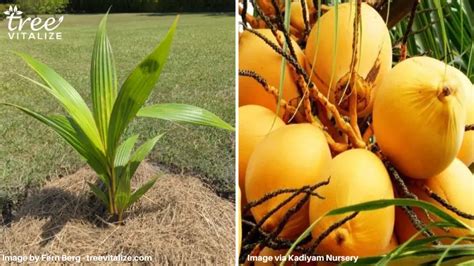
[2,14,233,223]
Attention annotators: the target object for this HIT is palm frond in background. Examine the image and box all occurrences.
[390,0,473,81]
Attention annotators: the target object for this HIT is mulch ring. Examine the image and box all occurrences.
[0,162,235,265]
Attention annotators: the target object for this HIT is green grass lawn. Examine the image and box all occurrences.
[0,13,235,200]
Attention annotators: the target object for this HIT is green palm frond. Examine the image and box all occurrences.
[391,0,473,81]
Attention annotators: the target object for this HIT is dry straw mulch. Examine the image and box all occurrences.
[0,162,235,265]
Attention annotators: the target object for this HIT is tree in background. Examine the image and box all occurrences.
[8,0,233,13]
[68,0,233,13]
[156,0,233,12]
[15,0,69,15]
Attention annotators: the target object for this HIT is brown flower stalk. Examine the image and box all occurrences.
[238,69,305,122]
[383,159,439,242]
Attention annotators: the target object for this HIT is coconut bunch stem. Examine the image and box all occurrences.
[322,130,349,153]
[238,69,305,122]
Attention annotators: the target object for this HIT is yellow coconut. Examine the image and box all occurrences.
[309,149,395,257]
[239,29,304,117]
[373,56,468,179]
[457,83,474,166]
[246,124,331,239]
[304,2,392,117]
[395,158,474,244]
[239,105,286,206]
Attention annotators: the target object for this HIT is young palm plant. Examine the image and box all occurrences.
[2,14,233,223]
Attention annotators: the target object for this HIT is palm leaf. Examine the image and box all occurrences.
[433,0,448,65]
[107,16,179,157]
[137,103,234,131]
[2,103,107,175]
[376,224,433,265]
[114,134,139,178]
[326,199,469,228]
[115,167,132,214]
[391,0,473,81]
[114,134,139,167]
[114,134,163,210]
[435,237,469,265]
[91,12,118,144]
[15,53,104,153]
[458,259,474,265]
[128,177,158,207]
[128,134,164,178]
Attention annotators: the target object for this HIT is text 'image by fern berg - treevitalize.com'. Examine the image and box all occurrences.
[238,0,473,265]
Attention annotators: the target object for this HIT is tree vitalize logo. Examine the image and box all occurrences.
[4,5,64,40]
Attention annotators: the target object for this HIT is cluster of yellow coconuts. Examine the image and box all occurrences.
[239,0,473,260]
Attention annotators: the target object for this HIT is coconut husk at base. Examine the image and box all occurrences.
[0,162,235,265]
